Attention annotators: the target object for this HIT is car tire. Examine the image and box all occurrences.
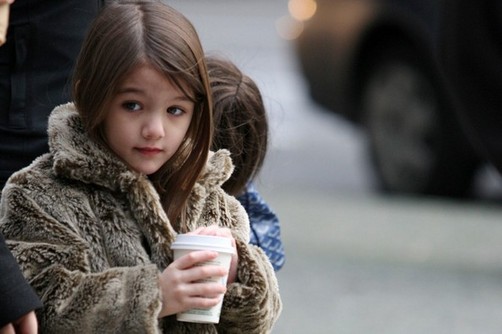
[358,43,480,197]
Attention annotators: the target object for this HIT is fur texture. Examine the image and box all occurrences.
[0,103,282,333]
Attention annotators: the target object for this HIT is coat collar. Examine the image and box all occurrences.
[47,102,234,192]
[48,102,142,191]
[45,102,237,268]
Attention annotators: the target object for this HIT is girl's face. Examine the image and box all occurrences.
[104,63,194,175]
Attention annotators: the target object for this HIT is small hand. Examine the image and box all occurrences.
[189,225,238,284]
[158,250,228,318]
[0,311,38,334]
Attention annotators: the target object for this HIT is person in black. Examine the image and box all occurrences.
[0,0,104,189]
[1,1,103,333]
[440,1,502,177]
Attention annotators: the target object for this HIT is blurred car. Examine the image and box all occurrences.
[293,0,483,197]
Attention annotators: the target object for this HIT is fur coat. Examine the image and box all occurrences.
[0,103,282,333]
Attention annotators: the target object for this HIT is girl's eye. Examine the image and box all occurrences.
[167,106,184,116]
[123,102,141,111]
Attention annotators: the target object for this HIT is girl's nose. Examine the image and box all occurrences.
[142,116,165,140]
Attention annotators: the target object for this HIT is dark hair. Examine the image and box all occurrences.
[207,55,268,196]
[72,0,213,223]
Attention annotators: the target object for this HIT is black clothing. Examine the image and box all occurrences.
[0,0,103,188]
[0,1,102,327]
[0,232,42,328]
[440,1,502,175]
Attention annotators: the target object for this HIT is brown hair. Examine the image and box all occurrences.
[72,0,213,223]
[207,55,269,196]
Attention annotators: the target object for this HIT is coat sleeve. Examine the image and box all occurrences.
[217,194,283,334]
[0,232,42,328]
[0,185,163,334]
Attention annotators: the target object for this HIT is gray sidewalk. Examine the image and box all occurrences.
[264,186,502,334]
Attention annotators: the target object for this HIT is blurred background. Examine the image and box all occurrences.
[170,1,502,333]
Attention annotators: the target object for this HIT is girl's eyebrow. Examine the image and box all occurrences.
[116,86,145,95]
[116,86,193,103]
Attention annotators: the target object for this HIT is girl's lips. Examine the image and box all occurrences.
[136,147,162,155]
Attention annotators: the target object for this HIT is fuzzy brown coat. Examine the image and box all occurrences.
[0,103,282,333]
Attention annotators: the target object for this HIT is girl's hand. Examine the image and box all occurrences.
[158,250,228,318]
[188,225,238,284]
[0,1,14,4]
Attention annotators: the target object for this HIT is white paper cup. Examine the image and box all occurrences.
[171,234,235,324]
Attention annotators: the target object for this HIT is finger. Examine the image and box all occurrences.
[194,225,229,237]
[186,294,224,309]
[213,227,233,238]
[186,281,227,297]
[186,227,204,235]
[16,312,38,334]
[173,250,219,270]
[189,227,236,250]
[190,225,217,235]
[203,227,236,247]
[181,264,229,284]
[0,324,15,334]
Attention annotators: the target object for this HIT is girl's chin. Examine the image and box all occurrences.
[130,164,162,176]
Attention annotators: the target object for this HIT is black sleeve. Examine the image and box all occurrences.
[439,0,502,174]
[0,0,103,187]
[0,233,42,328]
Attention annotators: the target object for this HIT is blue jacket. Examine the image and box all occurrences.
[238,183,285,271]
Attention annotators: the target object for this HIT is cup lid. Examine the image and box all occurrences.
[171,234,235,254]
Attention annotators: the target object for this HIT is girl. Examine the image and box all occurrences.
[207,55,285,271]
[0,1,281,333]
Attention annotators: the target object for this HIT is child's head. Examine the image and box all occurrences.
[207,55,269,196]
[72,0,213,222]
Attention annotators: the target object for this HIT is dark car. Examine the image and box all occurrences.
[293,0,496,197]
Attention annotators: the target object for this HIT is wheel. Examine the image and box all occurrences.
[358,43,479,197]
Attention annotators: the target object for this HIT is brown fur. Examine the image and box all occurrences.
[0,103,281,333]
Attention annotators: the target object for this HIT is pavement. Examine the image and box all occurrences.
[262,186,502,334]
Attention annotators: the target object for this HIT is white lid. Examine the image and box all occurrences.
[171,234,235,254]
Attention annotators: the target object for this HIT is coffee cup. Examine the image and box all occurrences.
[171,234,235,323]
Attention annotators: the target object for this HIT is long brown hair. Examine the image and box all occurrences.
[72,0,213,223]
[207,55,269,196]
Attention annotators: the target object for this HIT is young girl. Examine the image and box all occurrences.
[207,55,285,271]
[0,1,281,333]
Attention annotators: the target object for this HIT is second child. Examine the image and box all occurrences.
[207,55,285,271]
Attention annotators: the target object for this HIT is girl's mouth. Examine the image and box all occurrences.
[137,147,162,156]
